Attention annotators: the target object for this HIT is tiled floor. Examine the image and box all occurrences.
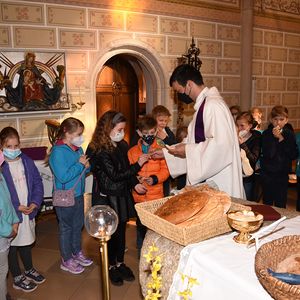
[7,197,143,300]
[7,186,299,300]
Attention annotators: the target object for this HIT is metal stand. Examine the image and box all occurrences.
[99,236,111,300]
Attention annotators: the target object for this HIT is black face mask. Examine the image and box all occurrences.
[142,135,155,145]
[177,92,193,104]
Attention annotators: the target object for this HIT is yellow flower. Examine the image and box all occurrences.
[143,252,153,263]
[188,276,199,287]
[149,244,158,253]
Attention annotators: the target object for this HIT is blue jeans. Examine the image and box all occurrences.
[55,196,84,261]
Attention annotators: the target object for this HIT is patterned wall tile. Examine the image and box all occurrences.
[283,63,300,77]
[0,26,10,46]
[263,62,282,76]
[217,59,240,75]
[253,46,268,60]
[0,120,17,132]
[161,57,178,74]
[89,9,124,30]
[1,2,43,24]
[222,93,240,106]
[253,28,263,44]
[160,17,187,35]
[255,77,268,90]
[282,93,298,105]
[127,13,158,33]
[217,24,240,42]
[200,58,216,74]
[204,76,221,89]
[190,21,215,39]
[66,52,88,71]
[264,31,283,46]
[268,78,286,91]
[198,40,222,57]
[66,74,87,89]
[223,43,240,58]
[287,78,300,91]
[287,107,300,119]
[19,118,48,138]
[59,29,96,49]
[136,34,165,54]
[253,92,262,106]
[168,37,190,55]
[262,93,281,106]
[252,61,263,75]
[289,49,300,62]
[14,27,56,48]
[223,77,240,91]
[269,47,287,61]
[99,31,133,48]
[47,6,85,27]
[285,33,300,48]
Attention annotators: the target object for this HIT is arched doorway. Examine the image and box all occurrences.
[96,54,146,144]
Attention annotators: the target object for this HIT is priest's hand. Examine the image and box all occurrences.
[168,143,186,158]
[149,149,164,159]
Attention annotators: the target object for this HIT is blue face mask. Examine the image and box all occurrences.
[3,148,22,160]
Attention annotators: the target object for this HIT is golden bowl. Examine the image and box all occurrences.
[227,210,264,244]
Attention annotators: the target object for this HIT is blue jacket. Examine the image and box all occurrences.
[2,153,44,222]
[0,173,19,238]
[49,144,88,197]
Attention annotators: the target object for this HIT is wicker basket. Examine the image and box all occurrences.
[135,196,249,246]
[255,235,300,300]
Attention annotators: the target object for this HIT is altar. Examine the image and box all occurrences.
[139,199,300,300]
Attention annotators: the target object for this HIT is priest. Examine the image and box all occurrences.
[153,64,245,198]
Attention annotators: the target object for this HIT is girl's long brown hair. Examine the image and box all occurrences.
[89,110,126,153]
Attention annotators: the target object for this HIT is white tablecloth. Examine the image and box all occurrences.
[168,216,300,300]
[34,160,93,198]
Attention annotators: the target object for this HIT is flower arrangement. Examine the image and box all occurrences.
[144,244,162,300]
[177,273,200,300]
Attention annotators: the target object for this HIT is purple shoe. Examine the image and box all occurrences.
[73,251,93,267]
[60,258,84,274]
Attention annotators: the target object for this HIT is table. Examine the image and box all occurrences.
[139,199,300,300]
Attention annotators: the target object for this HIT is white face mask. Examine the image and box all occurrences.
[71,135,84,147]
[110,131,124,142]
[239,130,248,138]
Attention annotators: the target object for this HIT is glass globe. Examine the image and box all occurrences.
[84,205,119,239]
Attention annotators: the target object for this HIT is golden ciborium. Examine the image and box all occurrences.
[227,210,263,244]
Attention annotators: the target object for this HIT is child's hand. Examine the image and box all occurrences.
[138,154,149,167]
[79,155,89,166]
[157,129,167,140]
[144,177,154,186]
[272,126,284,142]
[134,183,147,194]
[10,223,19,237]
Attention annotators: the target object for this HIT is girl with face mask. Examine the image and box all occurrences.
[86,111,149,286]
[236,112,262,201]
[49,117,92,275]
[0,127,44,292]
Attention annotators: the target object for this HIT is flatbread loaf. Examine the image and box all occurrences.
[155,185,231,226]
[276,254,300,274]
[154,190,209,224]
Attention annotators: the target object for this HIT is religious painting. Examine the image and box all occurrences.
[0,51,69,113]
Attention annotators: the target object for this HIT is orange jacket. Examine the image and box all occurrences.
[128,139,170,203]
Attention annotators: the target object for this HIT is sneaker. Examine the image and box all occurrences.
[60,258,84,274]
[109,265,123,286]
[117,263,135,281]
[25,268,46,284]
[13,275,37,293]
[72,251,93,267]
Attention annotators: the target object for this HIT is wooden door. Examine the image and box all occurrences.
[96,56,138,143]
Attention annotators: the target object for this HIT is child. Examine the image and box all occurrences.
[236,112,261,201]
[49,117,92,275]
[175,126,188,190]
[0,149,19,300]
[86,111,148,286]
[152,105,176,196]
[0,127,44,292]
[251,107,263,132]
[261,106,298,208]
[128,115,169,253]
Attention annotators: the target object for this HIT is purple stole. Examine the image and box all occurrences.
[195,98,206,143]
